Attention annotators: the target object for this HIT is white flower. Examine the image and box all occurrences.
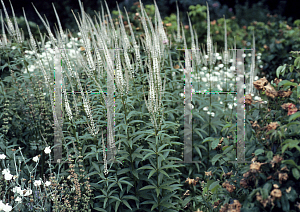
[204,55,209,59]
[0,154,6,159]
[254,76,259,80]
[24,189,32,196]
[203,107,208,111]
[13,186,23,195]
[218,64,224,68]
[44,181,51,187]
[202,67,207,71]
[4,173,13,181]
[34,180,42,187]
[2,203,12,212]
[44,146,51,154]
[242,53,246,57]
[257,56,261,60]
[2,168,10,175]
[248,53,252,57]
[259,65,263,68]
[15,196,22,203]
[217,56,222,60]
[33,156,39,163]
[254,96,262,101]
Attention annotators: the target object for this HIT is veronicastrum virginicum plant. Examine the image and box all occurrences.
[0,0,268,211]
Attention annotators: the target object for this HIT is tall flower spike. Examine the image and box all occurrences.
[102,130,108,175]
[222,15,229,66]
[8,0,22,43]
[52,3,66,44]
[0,0,14,36]
[206,2,212,61]
[250,30,255,94]
[23,8,37,54]
[176,1,181,42]
[124,7,141,72]
[0,10,8,46]
[32,3,57,43]
[154,0,168,45]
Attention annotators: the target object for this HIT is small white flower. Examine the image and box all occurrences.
[2,169,10,175]
[204,55,209,59]
[248,53,252,57]
[257,56,261,60]
[34,180,42,187]
[218,64,224,68]
[254,76,259,80]
[4,173,13,181]
[203,107,208,111]
[0,154,6,159]
[289,57,292,60]
[214,66,219,71]
[13,186,23,195]
[228,103,233,109]
[215,53,220,57]
[217,56,222,60]
[258,53,262,56]
[230,66,235,71]
[210,112,215,117]
[11,46,16,50]
[220,101,223,104]
[33,156,39,163]
[259,65,263,68]
[24,189,32,196]
[44,146,51,154]
[229,59,233,63]
[254,96,262,101]
[77,32,81,36]
[15,196,22,203]
[180,93,184,97]
[45,181,51,187]
[2,203,12,212]
[202,67,207,71]
[242,53,246,58]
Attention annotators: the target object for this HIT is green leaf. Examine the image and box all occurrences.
[211,138,220,149]
[221,123,232,132]
[254,149,264,156]
[148,169,157,179]
[140,185,156,191]
[281,192,290,211]
[294,56,300,69]
[211,154,222,166]
[208,181,219,191]
[292,168,300,180]
[276,66,283,78]
[288,111,300,122]
[182,196,192,207]
[92,162,101,173]
[122,200,132,210]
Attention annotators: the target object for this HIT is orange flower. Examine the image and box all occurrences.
[211,20,216,25]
